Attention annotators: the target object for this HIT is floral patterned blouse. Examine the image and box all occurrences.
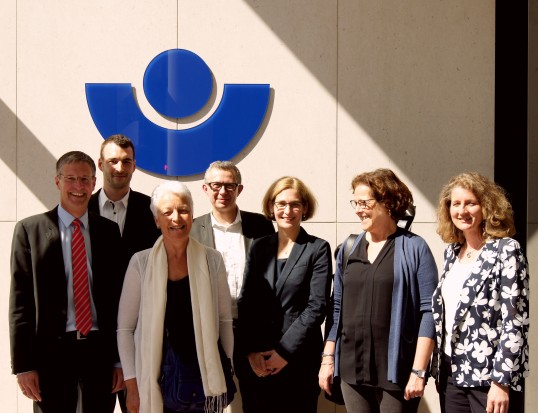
[431,237,529,391]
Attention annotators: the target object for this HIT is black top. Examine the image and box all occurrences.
[340,234,400,390]
[164,276,199,369]
[275,258,287,286]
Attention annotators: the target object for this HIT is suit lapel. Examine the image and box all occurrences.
[200,214,216,248]
[43,209,68,304]
[122,191,138,240]
[274,229,308,295]
[44,213,61,244]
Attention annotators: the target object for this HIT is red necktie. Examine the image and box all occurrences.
[72,219,92,336]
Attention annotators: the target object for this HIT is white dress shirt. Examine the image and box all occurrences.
[57,205,98,332]
[441,258,474,356]
[211,210,246,319]
[98,189,129,235]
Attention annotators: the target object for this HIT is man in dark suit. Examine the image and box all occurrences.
[9,151,124,413]
[190,160,274,413]
[88,135,160,412]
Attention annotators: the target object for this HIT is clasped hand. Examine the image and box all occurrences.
[248,350,288,377]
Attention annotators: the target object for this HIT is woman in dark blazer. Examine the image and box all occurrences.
[237,176,332,413]
[432,172,529,413]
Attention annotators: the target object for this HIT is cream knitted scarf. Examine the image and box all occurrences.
[136,236,227,413]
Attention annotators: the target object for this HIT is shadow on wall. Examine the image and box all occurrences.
[0,98,60,211]
[243,0,496,210]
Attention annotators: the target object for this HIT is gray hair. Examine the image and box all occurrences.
[56,151,96,176]
[150,181,193,217]
[204,161,242,184]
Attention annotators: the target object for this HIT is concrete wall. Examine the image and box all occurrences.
[0,1,501,412]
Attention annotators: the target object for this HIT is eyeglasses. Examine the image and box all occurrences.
[59,174,94,185]
[207,182,240,192]
[274,201,304,211]
[350,199,376,209]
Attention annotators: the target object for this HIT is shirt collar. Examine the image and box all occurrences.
[210,208,242,229]
[98,188,130,209]
[57,204,89,229]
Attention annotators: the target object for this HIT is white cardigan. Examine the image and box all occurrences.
[117,237,233,411]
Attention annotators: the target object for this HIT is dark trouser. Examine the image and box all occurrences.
[113,390,128,413]
[340,380,420,413]
[438,354,524,413]
[243,357,319,413]
[34,332,115,413]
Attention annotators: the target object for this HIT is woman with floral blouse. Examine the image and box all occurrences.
[432,172,529,413]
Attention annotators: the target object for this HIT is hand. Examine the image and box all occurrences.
[261,350,287,375]
[404,372,425,400]
[486,381,509,413]
[17,371,42,402]
[111,367,125,393]
[247,352,271,377]
[318,362,335,395]
[124,378,140,413]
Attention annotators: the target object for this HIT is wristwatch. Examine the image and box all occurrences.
[411,368,426,378]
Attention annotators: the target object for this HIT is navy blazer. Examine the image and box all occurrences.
[89,189,161,272]
[9,208,123,374]
[190,210,275,253]
[237,227,332,363]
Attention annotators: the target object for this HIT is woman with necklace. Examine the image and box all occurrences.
[432,172,529,413]
[319,168,438,413]
[237,176,332,413]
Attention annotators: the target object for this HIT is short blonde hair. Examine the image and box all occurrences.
[436,172,515,243]
[261,176,317,221]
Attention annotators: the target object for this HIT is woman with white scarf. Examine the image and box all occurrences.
[117,181,233,413]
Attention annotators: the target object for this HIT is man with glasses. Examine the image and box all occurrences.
[190,160,274,413]
[9,151,123,413]
[88,134,160,412]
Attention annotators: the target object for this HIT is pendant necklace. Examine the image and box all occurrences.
[465,242,485,258]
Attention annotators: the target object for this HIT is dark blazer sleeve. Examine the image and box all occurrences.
[9,210,68,373]
[237,234,276,353]
[238,229,332,363]
[9,214,67,374]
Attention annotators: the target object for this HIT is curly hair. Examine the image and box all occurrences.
[351,168,413,221]
[436,172,515,243]
[261,176,317,221]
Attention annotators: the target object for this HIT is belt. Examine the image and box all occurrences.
[65,330,99,341]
